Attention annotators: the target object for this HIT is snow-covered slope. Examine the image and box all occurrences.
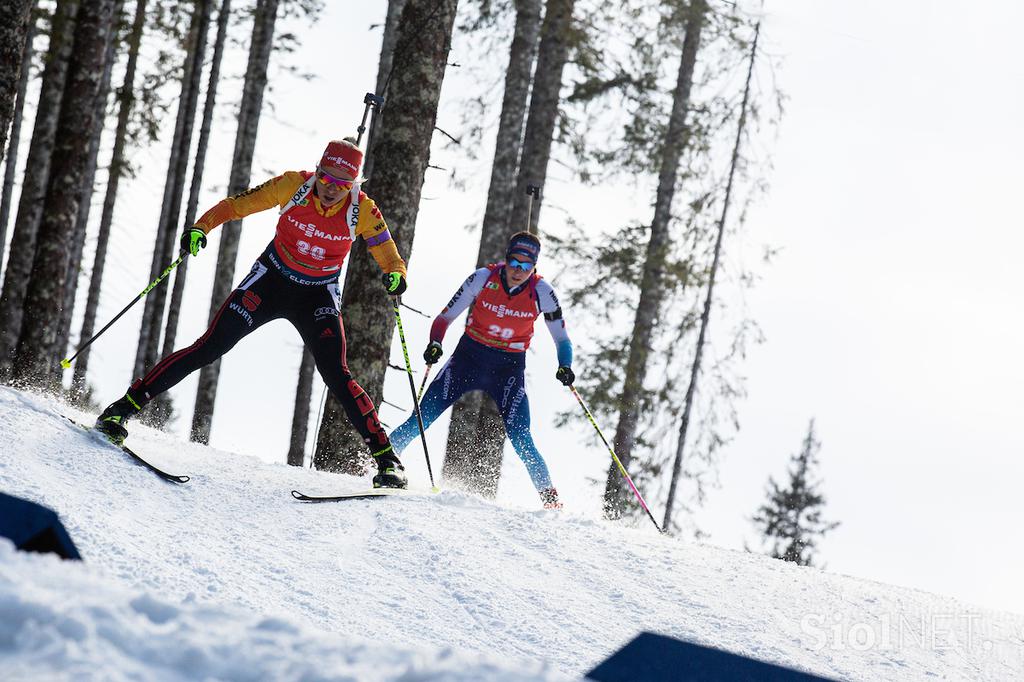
[1,386,1022,681]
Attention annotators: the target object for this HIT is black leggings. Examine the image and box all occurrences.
[132,256,390,453]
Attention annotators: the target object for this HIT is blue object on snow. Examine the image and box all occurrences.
[0,492,81,560]
[586,631,836,682]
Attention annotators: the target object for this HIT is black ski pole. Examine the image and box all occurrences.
[356,93,384,146]
[525,184,541,233]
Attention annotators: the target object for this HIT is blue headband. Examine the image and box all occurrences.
[507,235,540,262]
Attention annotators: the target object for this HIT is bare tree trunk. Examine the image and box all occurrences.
[603,0,706,517]
[0,13,37,278]
[480,0,542,258]
[11,0,119,387]
[287,347,315,466]
[56,11,120,361]
[191,0,279,444]
[0,0,80,381]
[445,0,572,497]
[362,0,406,182]
[507,0,572,232]
[133,0,213,389]
[71,0,148,393]
[443,0,543,494]
[313,0,459,472]
[0,0,35,164]
[162,0,231,358]
[288,0,406,466]
[374,0,406,95]
[663,17,759,532]
[151,0,231,423]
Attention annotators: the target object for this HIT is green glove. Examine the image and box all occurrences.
[180,227,207,256]
[382,271,407,296]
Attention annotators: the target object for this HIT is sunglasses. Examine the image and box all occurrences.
[508,258,535,271]
[316,169,355,190]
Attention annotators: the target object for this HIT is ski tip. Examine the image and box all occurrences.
[290,490,306,500]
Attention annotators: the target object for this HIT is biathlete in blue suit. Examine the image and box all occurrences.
[389,232,575,508]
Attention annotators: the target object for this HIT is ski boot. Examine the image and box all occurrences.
[94,392,142,445]
[372,446,408,489]
[540,487,563,510]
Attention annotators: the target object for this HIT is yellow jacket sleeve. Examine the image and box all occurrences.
[356,196,407,277]
[193,172,306,234]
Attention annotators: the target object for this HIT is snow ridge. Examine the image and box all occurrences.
[1,386,1022,681]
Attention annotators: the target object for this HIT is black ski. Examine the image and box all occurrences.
[64,416,190,484]
[115,442,190,484]
[291,488,413,502]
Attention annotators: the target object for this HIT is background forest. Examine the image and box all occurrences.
[1,0,1021,615]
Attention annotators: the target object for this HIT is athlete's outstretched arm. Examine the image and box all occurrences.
[428,268,490,343]
[537,279,573,368]
[193,171,305,235]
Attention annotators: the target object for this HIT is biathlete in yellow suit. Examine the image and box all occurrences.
[95,139,409,488]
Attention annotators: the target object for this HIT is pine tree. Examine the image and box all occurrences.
[444,0,572,496]
[442,0,543,494]
[71,0,150,393]
[0,0,35,164]
[546,3,778,526]
[313,0,460,472]
[662,11,758,530]
[478,0,543,272]
[0,6,37,277]
[133,0,214,390]
[286,344,315,467]
[150,0,232,427]
[604,0,708,517]
[55,4,123,363]
[506,0,573,233]
[362,0,407,183]
[11,0,120,386]
[750,420,840,567]
[191,0,280,444]
[0,0,80,381]
[287,0,406,468]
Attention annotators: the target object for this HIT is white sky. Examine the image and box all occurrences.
[6,0,1021,615]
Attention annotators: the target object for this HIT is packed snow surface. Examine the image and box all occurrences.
[1,386,1022,681]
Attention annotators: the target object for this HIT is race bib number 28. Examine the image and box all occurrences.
[488,325,515,339]
[295,240,326,261]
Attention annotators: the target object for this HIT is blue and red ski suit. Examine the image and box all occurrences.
[389,264,573,492]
